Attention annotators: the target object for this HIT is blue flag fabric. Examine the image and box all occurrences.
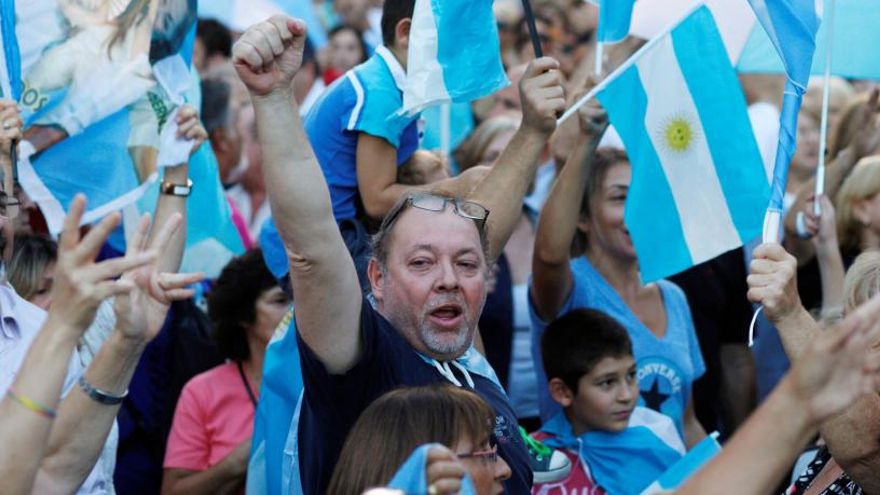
[2,0,243,279]
[246,310,304,495]
[640,434,722,494]
[597,0,636,43]
[738,0,880,82]
[541,409,686,495]
[388,444,476,494]
[402,0,509,115]
[746,0,820,211]
[595,5,769,281]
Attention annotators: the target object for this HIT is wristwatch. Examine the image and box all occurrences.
[160,178,193,197]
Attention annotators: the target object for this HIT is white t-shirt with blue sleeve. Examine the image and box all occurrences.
[529,256,705,436]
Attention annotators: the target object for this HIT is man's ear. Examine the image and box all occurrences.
[548,377,575,408]
[367,258,384,302]
[394,18,412,51]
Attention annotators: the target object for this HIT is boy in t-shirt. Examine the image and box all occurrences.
[304,0,475,222]
[532,309,688,495]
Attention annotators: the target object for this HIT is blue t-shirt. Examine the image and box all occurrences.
[296,297,532,495]
[304,45,421,220]
[529,257,705,436]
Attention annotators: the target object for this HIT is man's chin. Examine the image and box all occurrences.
[420,326,472,359]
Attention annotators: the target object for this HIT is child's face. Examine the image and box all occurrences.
[568,355,639,435]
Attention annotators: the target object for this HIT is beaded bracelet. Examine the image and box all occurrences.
[6,389,57,419]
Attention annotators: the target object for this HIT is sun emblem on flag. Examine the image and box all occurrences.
[664,117,694,153]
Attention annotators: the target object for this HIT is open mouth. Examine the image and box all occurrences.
[428,304,464,328]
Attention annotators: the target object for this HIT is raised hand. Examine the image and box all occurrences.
[747,243,803,323]
[0,100,22,157]
[232,15,308,98]
[519,57,566,137]
[49,196,156,332]
[791,294,880,423]
[112,212,203,344]
[175,104,208,156]
[574,76,608,141]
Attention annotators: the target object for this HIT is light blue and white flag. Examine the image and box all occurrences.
[641,433,722,494]
[387,444,476,494]
[1,0,243,278]
[596,5,769,282]
[597,0,636,43]
[746,0,820,222]
[401,0,509,115]
[542,408,686,495]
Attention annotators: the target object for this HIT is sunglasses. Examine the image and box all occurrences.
[389,193,489,232]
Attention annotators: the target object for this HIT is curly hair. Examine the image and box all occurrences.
[207,248,278,361]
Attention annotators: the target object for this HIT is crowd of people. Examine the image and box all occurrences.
[1,0,880,494]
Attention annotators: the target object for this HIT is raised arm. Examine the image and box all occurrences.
[233,16,362,374]
[469,58,566,263]
[149,104,206,273]
[34,212,202,493]
[530,89,607,321]
[677,294,880,495]
[748,242,880,492]
[0,196,157,495]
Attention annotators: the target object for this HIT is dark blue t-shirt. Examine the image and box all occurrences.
[297,298,532,494]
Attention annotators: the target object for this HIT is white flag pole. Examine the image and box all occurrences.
[813,0,836,215]
[595,41,604,76]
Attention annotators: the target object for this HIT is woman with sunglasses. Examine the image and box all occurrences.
[530,94,707,447]
[328,385,511,495]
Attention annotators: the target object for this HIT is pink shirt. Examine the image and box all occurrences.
[164,361,256,471]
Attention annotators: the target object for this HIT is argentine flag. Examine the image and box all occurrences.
[401,0,509,115]
[597,0,636,43]
[596,5,769,282]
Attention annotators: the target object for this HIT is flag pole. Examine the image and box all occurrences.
[595,41,604,75]
[813,0,836,215]
[558,1,705,126]
[521,0,544,58]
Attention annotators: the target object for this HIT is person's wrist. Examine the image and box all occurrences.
[251,86,294,106]
[109,323,150,351]
[163,164,189,182]
[773,375,818,429]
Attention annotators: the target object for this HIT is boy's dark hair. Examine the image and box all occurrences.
[542,308,633,392]
[381,0,416,46]
[197,18,233,58]
[208,248,279,361]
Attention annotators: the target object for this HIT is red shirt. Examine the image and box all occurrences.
[164,361,256,471]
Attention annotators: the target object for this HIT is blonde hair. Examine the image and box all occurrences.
[836,156,880,252]
[844,250,880,313]
[454,116,519,171]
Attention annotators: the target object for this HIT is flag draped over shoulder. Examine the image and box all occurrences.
[541,408,687,495]
[747,0,820,213]
[401,0,509,115]
[597,0,636,43]
[1,0,243,278]
[596,5,769,281]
